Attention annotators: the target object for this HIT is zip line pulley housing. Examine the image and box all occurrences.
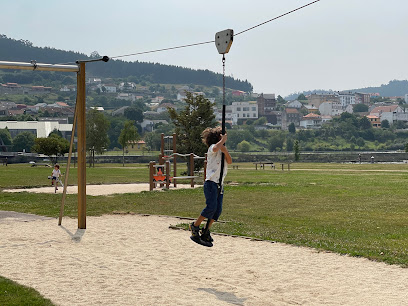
[215,29,233,54]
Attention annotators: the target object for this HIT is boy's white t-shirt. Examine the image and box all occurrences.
[205,144,228,183]
[52,169,61,178]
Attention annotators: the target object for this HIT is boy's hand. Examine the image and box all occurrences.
[221,134,228,144]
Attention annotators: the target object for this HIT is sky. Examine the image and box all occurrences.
[1,0,407,96]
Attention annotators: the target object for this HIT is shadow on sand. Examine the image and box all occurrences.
[197,288,247,305]
[59,225,86,243]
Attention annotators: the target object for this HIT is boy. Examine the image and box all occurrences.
[51,164,62,191]
[189,127,232,246]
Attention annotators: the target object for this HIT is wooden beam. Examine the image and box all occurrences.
[77,62,86,229]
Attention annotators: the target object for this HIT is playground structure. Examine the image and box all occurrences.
[149,133,207,191]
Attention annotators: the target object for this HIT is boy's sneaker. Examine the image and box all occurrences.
[201,228,213,243]
[189,222,200,238]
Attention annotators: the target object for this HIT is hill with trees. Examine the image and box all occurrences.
[0,35,252,92]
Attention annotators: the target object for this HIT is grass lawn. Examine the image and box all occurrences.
[0,276,54,306]
[1,162,408,268]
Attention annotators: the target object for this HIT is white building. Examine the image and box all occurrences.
[0,121,72,139]
[338,92,356,108]
[230,101,258,120]
[319,101,344,116]
[405,94,408,103]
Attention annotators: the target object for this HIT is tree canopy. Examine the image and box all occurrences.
[168,92,216,158]
[86,109,110,154]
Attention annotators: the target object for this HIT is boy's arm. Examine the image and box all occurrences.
[220,146,232,164]
[212,134,228,153]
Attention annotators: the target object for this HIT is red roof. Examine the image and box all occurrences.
[303,113,321,118]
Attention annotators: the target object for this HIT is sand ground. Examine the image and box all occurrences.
[3,183,199,196]
[1,212,408,306]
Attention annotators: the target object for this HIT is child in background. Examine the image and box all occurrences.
[51,164,62,191]
[189,127,232,246]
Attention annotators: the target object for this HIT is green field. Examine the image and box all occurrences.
[2,162,408,303]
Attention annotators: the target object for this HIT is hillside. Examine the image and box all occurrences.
[285,80,408,100]
[0,34,252,92]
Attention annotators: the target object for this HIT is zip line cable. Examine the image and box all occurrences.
[109,0,322,60]
[50,0,321,65]
[234,0,321,36]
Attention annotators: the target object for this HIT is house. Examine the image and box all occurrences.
[56,102,69,108]
[128,140,146,150]
[355,92,371,105]
[140,119,168,132]
[304,105,319,114]
[88,78,102,84]
[117,93,136,102]
[300,113,322,129]
[99,84,117,93]
[370,105,404,123]
[231,90,246,97]
[30,86,52,92]
[319,101,343,116]
[112,106,130,116]
[308,93,339,108]
[90,107,105,111]
[156,103,176,113]
[285,100,303,109]
[367,115,381,128]
[281,108,301,130]
[257,93,277,123]
[230,101,258,120]
[214,107,237,125]
[151,96,165,103]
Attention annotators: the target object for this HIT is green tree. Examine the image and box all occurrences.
[294,140,300,161]
[0,128,12,152]
[237,140,251,152]
[353,104,369,113]
[297,93,307,100]
[356,137,365,148]
[168,92,216,164]
[124,106,143,123]
[288,123,296,134]
[12,132,36,152]
[277,95,286,104]
[268,133,285,152]
[118,120,140,166]
[87,109,110,167]
[381,119,390,129]
[286,138,294,151]
[32,135,69,163]
[253,117,267,125]
[48,128,62,138]
[359,116,372,130]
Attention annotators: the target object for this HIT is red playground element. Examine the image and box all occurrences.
[152,167,172,182]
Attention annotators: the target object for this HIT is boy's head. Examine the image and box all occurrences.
[54,164,60,169]
[202,127,222,147]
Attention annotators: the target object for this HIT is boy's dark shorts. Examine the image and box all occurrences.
[201,180,223,221]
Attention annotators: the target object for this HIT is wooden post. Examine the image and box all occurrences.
[58,99,78,226]
[173,133,177,188]
[288,163,290,171]
[149,161,155,191]
[165,160,170,189]
[77,62,86,229]
[190,153,194,187]
[160,133,164,163]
